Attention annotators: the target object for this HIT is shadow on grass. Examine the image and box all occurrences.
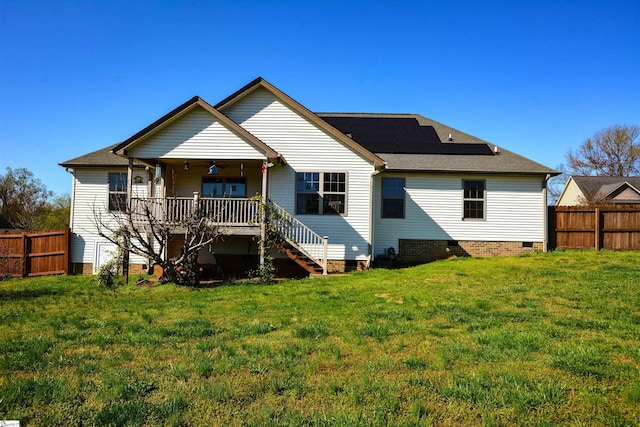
[0,286,69,301]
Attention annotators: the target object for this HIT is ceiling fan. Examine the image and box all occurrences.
[207,160,231,174]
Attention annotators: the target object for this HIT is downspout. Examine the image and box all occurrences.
[368,171,376,268]
[542,174,550,252]
[65,168,76,233]
[65,167,76,274]
[369,163,386,268]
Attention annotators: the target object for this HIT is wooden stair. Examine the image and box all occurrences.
[275,241,324,275]
[268,201,328,275]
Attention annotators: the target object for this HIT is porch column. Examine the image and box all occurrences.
[127,158,134,209]
[259,160,268,268]
[124,158,134,284]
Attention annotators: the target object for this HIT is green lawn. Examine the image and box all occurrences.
[1,250,639,426]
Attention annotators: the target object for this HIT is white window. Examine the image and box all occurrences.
[108,173,127,211]
[463,179,485,220]
[296,172,346,215]
[382,177,405,218]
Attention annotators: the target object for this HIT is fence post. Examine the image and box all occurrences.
[64,228,70,275]
[21,233,28,277]
[595,207,601,251]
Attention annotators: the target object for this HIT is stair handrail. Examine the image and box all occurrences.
[268,201,328,274]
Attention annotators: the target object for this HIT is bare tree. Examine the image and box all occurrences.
[94,199,220,286]
[0,167,53,230]
[566,124,640,176]
[547,163,569,205]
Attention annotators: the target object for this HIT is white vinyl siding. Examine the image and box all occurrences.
[222,88,375,261]
[69,168,149,266]
[127,107,266,160]
[374,173,545,254]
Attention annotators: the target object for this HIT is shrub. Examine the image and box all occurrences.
[97,257,121,289]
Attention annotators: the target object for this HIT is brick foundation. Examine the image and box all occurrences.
[398,239,543,264]
[326,260,368,273]
[73,259,366,276]
[71,263,94,275]
[71,262,148,275]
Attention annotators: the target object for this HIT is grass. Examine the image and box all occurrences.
[1,250,639,426]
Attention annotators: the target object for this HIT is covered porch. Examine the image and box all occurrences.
[127,158,268,233]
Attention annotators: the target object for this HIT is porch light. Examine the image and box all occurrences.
[184,160,189,171]
[155,163,161,183]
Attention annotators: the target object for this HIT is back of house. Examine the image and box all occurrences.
[60,78,558,277]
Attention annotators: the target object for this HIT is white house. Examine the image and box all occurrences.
[60,78,558,277]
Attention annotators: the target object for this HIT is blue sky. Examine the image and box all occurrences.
[1,0,638,197]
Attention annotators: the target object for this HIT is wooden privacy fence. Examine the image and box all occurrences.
[549,205,640,250]
[0,228,70,278]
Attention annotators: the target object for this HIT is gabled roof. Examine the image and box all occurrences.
[112,96,279,159]
[318,113,558,175]
[570,176,640,200]
[60,78,557,177]
[215,77,386,168]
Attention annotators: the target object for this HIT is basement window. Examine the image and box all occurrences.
[522,242,534,248]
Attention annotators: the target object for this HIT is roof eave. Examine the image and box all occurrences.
[381,167,559,176]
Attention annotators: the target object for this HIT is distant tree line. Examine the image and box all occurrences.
[0,167,70,231]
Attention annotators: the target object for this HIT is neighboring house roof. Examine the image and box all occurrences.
[318,113,558,175]
[215,77,386,168]
[112,96,279,159]
[0,213,15,229]
[566,176,640,203]
[570,176,640,196]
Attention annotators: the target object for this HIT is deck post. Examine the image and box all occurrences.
[259,161,268,269]
[322,236,328,275]
[193,191,200,214]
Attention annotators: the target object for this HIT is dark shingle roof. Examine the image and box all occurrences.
[571,176,640,196]
[59,144,128,168]
[60,96,558,177]
[319,115,493,155]
[0,213,15,229]
[317,113,558,175]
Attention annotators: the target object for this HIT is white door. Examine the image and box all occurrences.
[94,242,118,273]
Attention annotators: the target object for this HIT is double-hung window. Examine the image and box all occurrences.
[296,172,346,215]
[462,179,485,220]
[382,177,405,218]
[108,173,127,211]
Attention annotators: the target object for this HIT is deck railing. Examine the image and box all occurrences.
[130,196,327,274]
[269,201,328,275]
[131,197,260,226]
